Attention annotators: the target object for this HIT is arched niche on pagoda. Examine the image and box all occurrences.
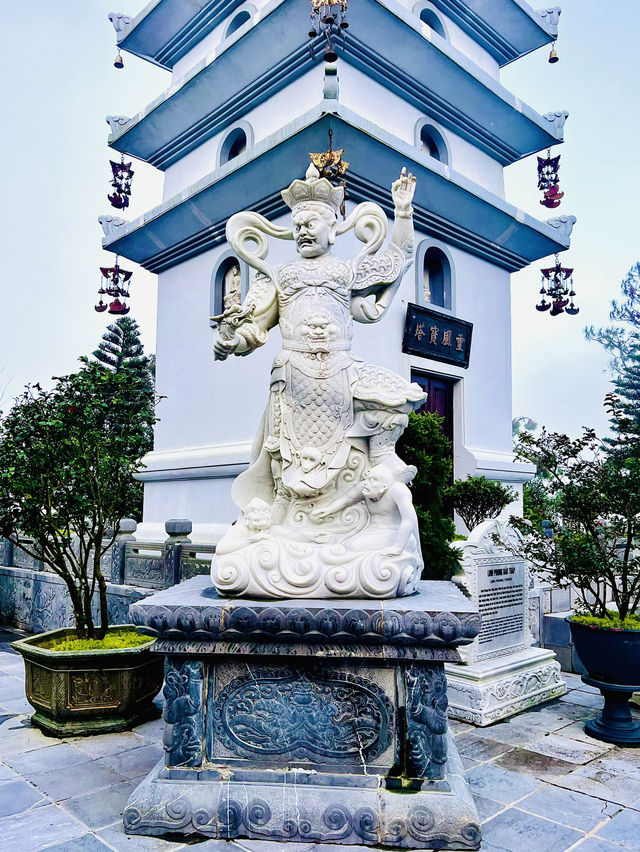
[224,4,256,40]
[412,2,448,40]
[210,250,249,324]
[416,242,454,312]
[415,119,450,166]
[218,121,254,166]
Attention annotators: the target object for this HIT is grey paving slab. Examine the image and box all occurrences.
[492,746,576,781]
[472,794,504,823]
[0,761,20,781]
[594,754,640,783]
[0,717,61,756]
[41,834,114,852]
[482,807,583,851]
[475,720,545,747]
[518,785,621,832]
[0,802,86,852]
[572,839,631,852]
[97,820,190,850]
[0,777,46,817]
[99,743,165,779]
[456,732,513,762]
[61,779,137,829]
[554,762,640,806]
[5,741,89,775]
[0,694,35,715]
[596,807,640,850]
[70,730,150,759]
[558,721,617,746]
[0,675,28,700]
[29,759,126,801]
[131,715,165,742]
[465,764,541,804]
[560,690,604,710]
[533,733,610,764]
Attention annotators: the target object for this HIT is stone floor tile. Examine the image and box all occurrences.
[558,722,617,747]
[0,721,60,756]
[0,802,86,852]
[548,702,601,723]
[61,779,137,829]
[596,807,640,850]
[465,764,541,804]
[482,807,583,851]
[132,715,165,742]
[518,785,621,832]
[189,840,246,850]
[472,794,504,822]
[456,732,512,762]
[0,777,47,817]
[97,820,190,849]
[5,741,89,775]
[470,720,542,748]
[460,754,481,770]
[1,694,35,715]
[533,733,610,764]
[70,730,150,759]
[29,759,126,801]
[448,718,476,736]
[0,760,20,781]
[41,834,114,852]
[492,746,575,781]
[99,743,165,779]
[0,675,28,700]
[594,754,640,783]
[572,837,628,852]
[560,690,604,710]
[553,763,640,806]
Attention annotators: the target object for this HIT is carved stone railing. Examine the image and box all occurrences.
[0,518,214,594]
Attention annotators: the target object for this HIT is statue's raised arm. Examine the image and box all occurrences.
[349,167,416,323]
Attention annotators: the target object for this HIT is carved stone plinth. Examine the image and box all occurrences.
[124,576,482,849]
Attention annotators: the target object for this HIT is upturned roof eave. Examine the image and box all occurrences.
[101,103,572,274]
[107,0,564,171]
[114,0,558,69]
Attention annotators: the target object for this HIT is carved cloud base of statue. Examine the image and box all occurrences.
[210,161,426,599]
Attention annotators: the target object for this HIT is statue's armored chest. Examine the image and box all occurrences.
[278,258,352,298]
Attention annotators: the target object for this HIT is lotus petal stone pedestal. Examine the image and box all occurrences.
[124,576,482,849]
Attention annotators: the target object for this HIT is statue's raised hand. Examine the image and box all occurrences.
[391,167,416,214]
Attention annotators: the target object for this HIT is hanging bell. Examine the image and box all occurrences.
[308,28,318,37]
[324,48,338,62]
[548,44,559,64]
[114,50,124,69]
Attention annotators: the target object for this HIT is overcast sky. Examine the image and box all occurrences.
[1,0,638,439]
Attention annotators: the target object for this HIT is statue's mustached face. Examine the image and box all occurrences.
[292,210,336,257]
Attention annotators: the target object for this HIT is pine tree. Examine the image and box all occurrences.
[606,335,640,458]
[92,317,149,374]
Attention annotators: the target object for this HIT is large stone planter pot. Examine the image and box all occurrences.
[11,625,164,737]
[568,617,640,746]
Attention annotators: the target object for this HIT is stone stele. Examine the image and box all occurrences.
[446,518,566,725]
[124,575,482,849]
[210,164,428,600]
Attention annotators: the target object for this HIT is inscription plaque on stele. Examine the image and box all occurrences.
[476,557,526,660]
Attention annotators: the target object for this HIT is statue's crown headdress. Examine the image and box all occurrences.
[281,163,344,215]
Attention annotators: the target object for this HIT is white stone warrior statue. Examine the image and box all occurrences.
[210,162,427,599]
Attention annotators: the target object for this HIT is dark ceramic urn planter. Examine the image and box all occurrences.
[568,617,640,746]
[12,625,163,737]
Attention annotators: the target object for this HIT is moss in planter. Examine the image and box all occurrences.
[43,629,152,652]
[571,611,640,631]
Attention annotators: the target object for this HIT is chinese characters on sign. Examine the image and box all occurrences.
[403,304,473,368]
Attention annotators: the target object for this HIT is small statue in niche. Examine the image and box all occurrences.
[210,161,426,599]
[222,263,242,311]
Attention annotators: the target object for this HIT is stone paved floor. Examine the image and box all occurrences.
[1,627,639,852]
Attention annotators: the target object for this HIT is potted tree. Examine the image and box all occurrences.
[0,355,163,736]
[508,400,640,745]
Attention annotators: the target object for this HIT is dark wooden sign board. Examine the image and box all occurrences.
[402,303,473,368]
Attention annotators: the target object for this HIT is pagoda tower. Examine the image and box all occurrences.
[104,0,572,542]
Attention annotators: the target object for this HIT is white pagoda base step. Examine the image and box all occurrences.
[445,646,567,727]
